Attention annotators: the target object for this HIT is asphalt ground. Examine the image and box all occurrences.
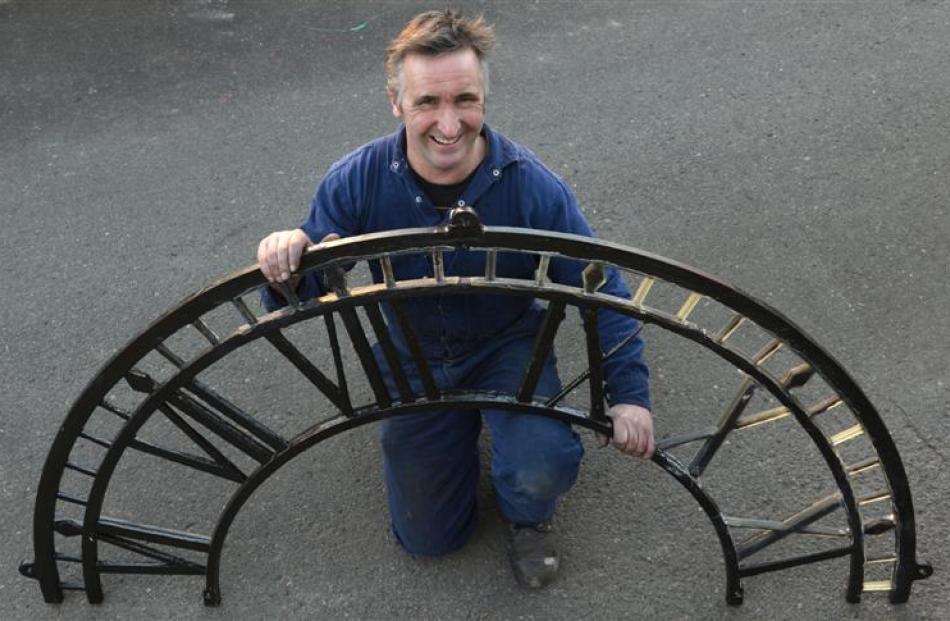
[1,1,948,619]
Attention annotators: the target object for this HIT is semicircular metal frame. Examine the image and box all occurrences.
[20,212,932,608]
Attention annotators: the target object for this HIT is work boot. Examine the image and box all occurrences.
[506,521,560,589]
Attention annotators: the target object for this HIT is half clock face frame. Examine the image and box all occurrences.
[19,208,932,608]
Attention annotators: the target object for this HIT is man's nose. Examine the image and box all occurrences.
[437,107,461,138]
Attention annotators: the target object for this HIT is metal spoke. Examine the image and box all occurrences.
[676,292,703,322]
[64,462,98,478]
[157,403,247,482]
[388,301,438,401]
[715,313,745,344]
[690,377,757,477]
[431,248,445,283]
[192,319,220,345]
[128,438,245,483]
[338,307,391,407]
[517,300,566,402]
[864,515,896,535]
[723,516,848,537]
[79,432,112,450]
[535,254,551,286]
[583,308,606,424]
[324,313,352,415]
[545,323,644,408]
[739,545,854,578]
[582,262,607,293]
[782,363,814,390]
[164,391,275,464]
[735,405,791,430]
[737,493,843,560]
[274,281,300,307]
[324,265,349,296]
[364,303,414,403]
[59,582,87,592]
[380,255,396,289]
[56,493,87,507]
[632,276,654,307]
[264,332,348,411]
[126,366,287,455]
[830,425,864,446]
[97,561,205,575]
[231,297,258,325]
[184,381,288,453]
[100,398,131,420]
[97,536,205,573]
[847,457,880,476]
[809,396,844,418]
[695,363,814,472]
[751,339,783,365]
[655,427,717,451]
[57,516,211,552]
[56,517,208,576]
[485,248,497,280]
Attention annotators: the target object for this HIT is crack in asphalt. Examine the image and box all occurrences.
[886,397,949,465]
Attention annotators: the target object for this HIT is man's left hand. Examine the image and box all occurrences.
[602,404,654,458]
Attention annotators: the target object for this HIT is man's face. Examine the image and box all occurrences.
[390,48,487,184]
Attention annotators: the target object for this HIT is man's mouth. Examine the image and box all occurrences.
[430,135,461,146]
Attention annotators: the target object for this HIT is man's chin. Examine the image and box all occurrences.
[427,154,466,173]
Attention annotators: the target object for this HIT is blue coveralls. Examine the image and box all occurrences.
[263,125,650,555]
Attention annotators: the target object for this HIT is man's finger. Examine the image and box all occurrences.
[611,420,626,449]
[289,234,308,272]
[644,433,655,459]
[625,429,639,455]
[634,427,648,457]
[256,238,269,279]
[276,234,291,281]
[260,235,277,281]
[265,235,280,282]
[270,237,284,282]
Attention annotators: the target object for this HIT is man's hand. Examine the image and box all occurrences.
[600,404,654,458]
[257,229,312,283]
[257,230,341,283]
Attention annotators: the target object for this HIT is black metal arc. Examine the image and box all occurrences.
[201,400,739,607]
[66,280,855,606]
[24,223,928,607]
[52,285,742,607]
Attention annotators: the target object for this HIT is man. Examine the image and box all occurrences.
[257,9,653,589]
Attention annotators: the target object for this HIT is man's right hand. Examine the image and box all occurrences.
[257,229,343,283]
[257,229,311,283]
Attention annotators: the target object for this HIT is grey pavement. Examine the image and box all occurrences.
[1,0,948,619]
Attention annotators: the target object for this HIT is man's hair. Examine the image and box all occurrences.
[385,9,496,102]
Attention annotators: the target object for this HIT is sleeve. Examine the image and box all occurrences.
[536,175,652,410]
[260,164,362,312]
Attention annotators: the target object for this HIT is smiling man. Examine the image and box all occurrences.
[394,47,487,184]
[257,9,652,590]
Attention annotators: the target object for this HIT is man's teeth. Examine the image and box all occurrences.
[432,136,459,145]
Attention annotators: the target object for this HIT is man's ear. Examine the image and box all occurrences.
[388,90,402,119]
